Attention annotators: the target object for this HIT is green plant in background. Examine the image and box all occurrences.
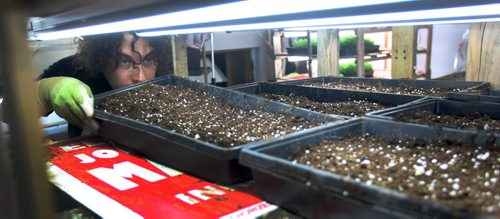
[339,35,377,56]
[340,35,375,48]
[291,35,375,49]
[291,38,318,48]
[339,62,373,77]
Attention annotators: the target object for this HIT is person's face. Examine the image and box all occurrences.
[105,34,157,89]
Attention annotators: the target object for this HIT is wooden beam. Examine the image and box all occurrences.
[391,26,416,79]
[0,9,54,218]
[171,35,189,78]
[424,25,433,79]
[317,29,339,77]
[356,28,365,77]
[466,22,500,90]
[273,31,284,80]
[244,50,253,83]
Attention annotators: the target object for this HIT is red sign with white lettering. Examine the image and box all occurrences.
[47,137,276,219]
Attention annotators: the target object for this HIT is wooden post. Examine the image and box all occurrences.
[424,26,433,79]
[0,8,54,219]
[466,22,500,90]
[273,31,284,80]
[317,29,339,77]
[356,28,365,77]
[391,26,416,79]
[171,35,189,78]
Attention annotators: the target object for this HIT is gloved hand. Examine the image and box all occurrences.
[37,77,94,128]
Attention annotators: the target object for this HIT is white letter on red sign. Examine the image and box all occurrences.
[175,193,199,205]
[92,149,119,159]
[188,185,225,201]
[87,161,166,191]
[74,154,95,164]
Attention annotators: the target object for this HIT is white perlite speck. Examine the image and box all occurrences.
[414,165,425,176]
[439,164,448,170]
[477,152,490,160]
[342,191,349,196]
[361,159,371,166]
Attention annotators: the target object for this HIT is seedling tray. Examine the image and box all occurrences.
[94,75,340,185]
[447,91,500,104]
[366,98,500,136]
[239,118,499,218]
[281,76,490,97]
[231,82,427,119]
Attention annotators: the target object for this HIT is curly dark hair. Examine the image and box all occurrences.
[74,32,173,77]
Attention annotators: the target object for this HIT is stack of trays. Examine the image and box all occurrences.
[230,82,428,119]
[280,76,490,98]
[239,118,499,218]
[94,75,342,185]
[447,91,500,104]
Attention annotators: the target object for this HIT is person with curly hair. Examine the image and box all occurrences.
[36,32,173,135]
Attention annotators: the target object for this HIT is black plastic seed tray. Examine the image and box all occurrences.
[447,90,500,104]
[280,76,490,97]
[94,75,341,185]
[366,98,500,136]
[230,82,428,119]
[239,118,499,219]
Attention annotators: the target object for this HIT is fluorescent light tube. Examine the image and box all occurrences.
[285,18,500,31]
[137,3,500,37]
[33,0,406,40]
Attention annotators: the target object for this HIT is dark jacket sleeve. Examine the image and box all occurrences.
[37,55,78,80]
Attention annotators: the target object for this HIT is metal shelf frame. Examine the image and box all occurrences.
[2,1,500,218]
[31,1,500,36]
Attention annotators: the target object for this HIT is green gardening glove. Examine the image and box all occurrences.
[37,77,94,128]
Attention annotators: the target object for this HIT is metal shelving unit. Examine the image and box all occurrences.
[2,1,499,218]
[272,28,393,79]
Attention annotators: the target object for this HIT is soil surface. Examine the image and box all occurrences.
[257,93,387,117]
[304,81,476,97]
[98,84,324,147]
[290,135,499,216]
[394,110,500,132]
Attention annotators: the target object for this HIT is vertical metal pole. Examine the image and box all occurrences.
[0,6,55,219]
[210,32,216,85]
[201,34,208,84]
[307,30,313,78]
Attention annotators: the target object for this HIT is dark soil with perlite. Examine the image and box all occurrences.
[257,93,387,117]
[394,110,500,132]
[305,81,473,97]
[289,135,499,216]
[98,84,324,147]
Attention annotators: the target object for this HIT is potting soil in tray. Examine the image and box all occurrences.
[97,84,323,147]
[289,135,499,216]
[394,110,500,132]
[304,81,476,97]
[257,93,386,117]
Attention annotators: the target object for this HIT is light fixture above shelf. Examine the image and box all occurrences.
[30,0,500,40]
